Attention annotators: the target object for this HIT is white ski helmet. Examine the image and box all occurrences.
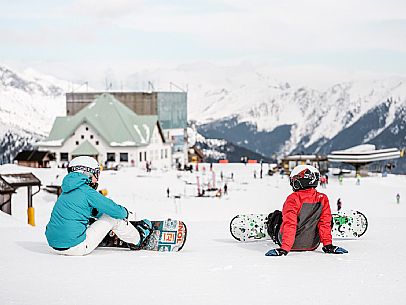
[289,164,320,191]
[68,156,101,180]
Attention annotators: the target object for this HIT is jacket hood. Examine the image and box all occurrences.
[61,172,90,193]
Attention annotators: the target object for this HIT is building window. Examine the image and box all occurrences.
[165,149,168,159]
[96,141,99,145]
[90,135,94,139]
[76,141,79,145]
[144,151,147,161]
[161,149,163,159]
[60,152,69,161]
[107,153,115,162]
[139,152,143,162]
[81,135,84,139]
[120,153,129,162]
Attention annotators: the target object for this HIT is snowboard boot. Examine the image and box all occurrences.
[129,219,153,250]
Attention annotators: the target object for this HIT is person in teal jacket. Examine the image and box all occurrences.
[45,156,153,256]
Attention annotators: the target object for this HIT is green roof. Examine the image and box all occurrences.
[71,140,99,156]
[42,93,160,147]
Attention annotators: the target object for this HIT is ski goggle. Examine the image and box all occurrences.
[68,165,101,180]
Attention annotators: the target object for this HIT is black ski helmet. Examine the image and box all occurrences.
[289,164,320,191]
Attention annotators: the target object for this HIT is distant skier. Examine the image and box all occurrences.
[167,187,170,198]
[320,175,327,188]
[224,183,228,195]
[356,174,361,185]
[254,170,257,179]
[337,198,342,211]
[265,165,348,256]
[45,156,153,256]
[396,193,400,204]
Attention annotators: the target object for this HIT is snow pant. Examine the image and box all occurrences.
[53,214,141,256]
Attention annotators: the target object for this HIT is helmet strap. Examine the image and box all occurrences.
[292,180,303,191]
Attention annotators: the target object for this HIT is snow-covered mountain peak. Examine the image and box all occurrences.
[190,71,406,151]
[0,65,67,136]
[0,65,68,97]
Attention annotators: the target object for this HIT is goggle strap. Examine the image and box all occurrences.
[68,165,100,178]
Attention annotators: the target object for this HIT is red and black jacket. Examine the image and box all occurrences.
[280,188,332,252]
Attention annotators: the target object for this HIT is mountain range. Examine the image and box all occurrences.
[1,63,405,172]
[0,65,66,162]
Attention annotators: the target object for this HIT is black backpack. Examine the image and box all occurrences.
[266,210,283,245]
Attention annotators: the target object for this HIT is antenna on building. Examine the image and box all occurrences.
[105,79,113,91]
[169,82,187,92]
[148,81,155,92]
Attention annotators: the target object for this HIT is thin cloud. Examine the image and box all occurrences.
[70,0,147,19]
[1,0,406,88]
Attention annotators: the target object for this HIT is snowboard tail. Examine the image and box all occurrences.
[99,219,187,252]
[331,210,368,238]
[230,214,271,242]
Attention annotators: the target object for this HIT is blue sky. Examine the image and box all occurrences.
[1,0,406,88]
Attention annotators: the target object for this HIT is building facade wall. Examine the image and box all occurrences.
[39,123,171,169]
[66,91,187,166]
[163,128,188,167]
[66,92,158,116]
[157,92,187,166]
[17,161,39,168]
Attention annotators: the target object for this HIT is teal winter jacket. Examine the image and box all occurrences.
[45,172,128,249]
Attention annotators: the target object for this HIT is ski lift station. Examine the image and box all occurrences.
[327,144,402,174]
[281,144,402,176]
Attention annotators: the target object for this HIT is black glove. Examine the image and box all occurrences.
[91,208,99,217]
[265,248,288,256]
[322,244,348,254]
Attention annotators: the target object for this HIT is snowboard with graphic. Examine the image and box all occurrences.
[99,219,187,252]
[230,210,367,242]
[331,210,368,238]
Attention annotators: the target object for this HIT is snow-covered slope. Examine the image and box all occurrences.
[0,65,67,136]
[187,126,271,162]
[1,164,405,305]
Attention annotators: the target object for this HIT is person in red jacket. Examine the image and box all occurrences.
[265,164,348,256]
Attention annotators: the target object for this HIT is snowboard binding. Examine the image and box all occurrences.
[130,219,154,250]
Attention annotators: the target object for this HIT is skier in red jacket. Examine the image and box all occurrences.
[266,165,348,256]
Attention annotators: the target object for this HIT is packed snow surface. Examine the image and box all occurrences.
[0,163,405,305]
